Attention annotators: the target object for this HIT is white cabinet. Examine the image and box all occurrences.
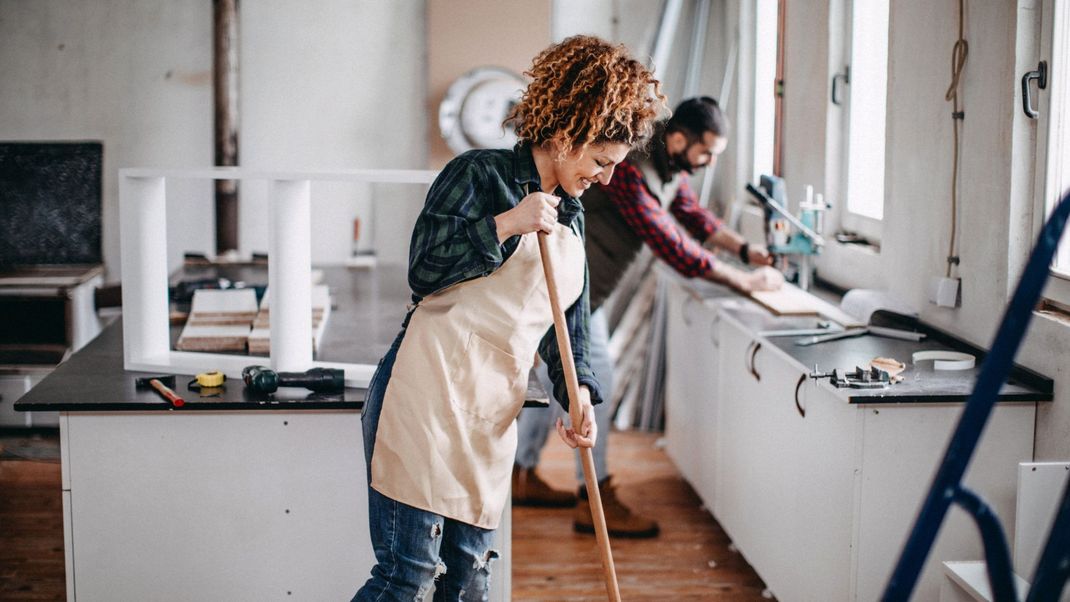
[663,279,722,509]
[712,312,1035,602]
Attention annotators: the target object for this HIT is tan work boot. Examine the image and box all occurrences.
[574,476,660,538]
[512,464,577,507]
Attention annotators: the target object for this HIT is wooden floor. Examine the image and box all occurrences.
[0,430,769,601]
[0,434,65,601]
[512,431,769,600]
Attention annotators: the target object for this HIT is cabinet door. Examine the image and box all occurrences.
[664,281,699,485]
[785,375,859,601]
[715,316,796,590]
[716,317,858,602]
[692,300,721,510]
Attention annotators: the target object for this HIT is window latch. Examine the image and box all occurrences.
[1022,60,1048,119]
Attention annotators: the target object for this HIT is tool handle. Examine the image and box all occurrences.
[151,379,185,407]
[536,231,621,602]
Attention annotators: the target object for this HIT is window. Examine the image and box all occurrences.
[752,0,779,181]
[1035,0,1070,304]
[840,0,890,240]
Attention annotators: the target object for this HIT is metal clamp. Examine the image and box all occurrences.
[1022,60,1048,119]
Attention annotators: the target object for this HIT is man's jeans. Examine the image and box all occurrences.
[515,309,614,482]
[352,321,498,602]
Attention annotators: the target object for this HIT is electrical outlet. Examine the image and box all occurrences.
[928,276,961,308]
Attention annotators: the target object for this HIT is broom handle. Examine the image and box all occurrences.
[537,232,621,602]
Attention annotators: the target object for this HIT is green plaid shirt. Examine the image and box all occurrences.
[406,144,602,408]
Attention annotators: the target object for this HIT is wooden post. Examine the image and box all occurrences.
[214,0,240,254]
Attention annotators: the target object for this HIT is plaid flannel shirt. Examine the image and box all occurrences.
[597,159,723,278]
[406,144,602,409]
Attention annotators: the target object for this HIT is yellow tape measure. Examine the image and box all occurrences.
[195,371,226,387]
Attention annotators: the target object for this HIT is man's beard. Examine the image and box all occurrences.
[668,150,696,175]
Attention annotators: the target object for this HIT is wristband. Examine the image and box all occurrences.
[739,242,750,265]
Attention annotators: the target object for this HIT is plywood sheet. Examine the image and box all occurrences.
[750,283,865,328]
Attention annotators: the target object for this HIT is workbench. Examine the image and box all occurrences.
[16,264,518,601]
[660,268,1052,602]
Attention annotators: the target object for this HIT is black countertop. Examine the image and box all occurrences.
[16,263,552,412]
[662,268,1053,405]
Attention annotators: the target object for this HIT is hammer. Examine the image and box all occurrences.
[135,375,185,407]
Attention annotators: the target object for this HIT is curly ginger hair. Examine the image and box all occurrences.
[506,35,667,157]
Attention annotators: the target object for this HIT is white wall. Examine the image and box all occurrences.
[0,0,213,281]
[767,0,1070,459]
[0,0,427,279]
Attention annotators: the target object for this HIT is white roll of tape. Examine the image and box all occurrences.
[912,350,976,371]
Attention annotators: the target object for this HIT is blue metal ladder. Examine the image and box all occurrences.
[882,192,1070,601]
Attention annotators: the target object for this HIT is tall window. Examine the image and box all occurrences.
[1034,0,1070,303]
[841,0,890,239]
[752,0,779,181]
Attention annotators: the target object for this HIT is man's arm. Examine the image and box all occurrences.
[669,179,773,266]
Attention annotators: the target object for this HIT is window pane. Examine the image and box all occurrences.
[752,0,778,180]
[845,0,890,220]
[1052,5,1070,278]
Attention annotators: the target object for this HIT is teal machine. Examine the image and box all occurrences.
[745,176,828,290]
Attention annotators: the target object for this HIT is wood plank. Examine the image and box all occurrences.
[750,282,865,328]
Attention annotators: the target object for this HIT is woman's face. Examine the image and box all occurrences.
[554,142,631,197]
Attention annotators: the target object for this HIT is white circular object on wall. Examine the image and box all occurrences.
[439,67,525,154]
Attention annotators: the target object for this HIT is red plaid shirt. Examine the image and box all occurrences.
[597,159,723,278]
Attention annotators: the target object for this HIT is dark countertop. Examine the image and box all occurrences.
[16,263,552,412]
[661,267,1053,405]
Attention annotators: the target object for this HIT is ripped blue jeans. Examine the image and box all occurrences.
[352,323,499,602]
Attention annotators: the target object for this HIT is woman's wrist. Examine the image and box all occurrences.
[493,213,515,243]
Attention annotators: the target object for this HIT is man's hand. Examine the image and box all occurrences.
[556,386,597,449]
[747,245,775,266]
[706,263,784,293]
[741,266,784,292]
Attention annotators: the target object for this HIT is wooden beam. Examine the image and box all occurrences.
[213,0,240,254]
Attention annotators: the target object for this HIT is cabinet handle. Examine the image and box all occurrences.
[709,312,720,347]
[747,341,762,381]
[794,373,807,418]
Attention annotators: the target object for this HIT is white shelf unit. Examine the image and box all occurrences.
[119,167,438,388]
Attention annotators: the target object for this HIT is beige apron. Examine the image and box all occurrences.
[371,222,586,529]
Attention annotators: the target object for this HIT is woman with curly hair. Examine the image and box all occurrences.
[352,35,664,600]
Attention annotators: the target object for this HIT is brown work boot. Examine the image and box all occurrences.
[574,476,660,538]
[512,464,577,507]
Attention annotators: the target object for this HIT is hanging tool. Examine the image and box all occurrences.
[241,365,344,394]
[537,232,621,601]
[135,375,186,407]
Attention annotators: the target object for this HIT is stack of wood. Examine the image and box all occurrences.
[247,285,331,355]
[175,289,258,352]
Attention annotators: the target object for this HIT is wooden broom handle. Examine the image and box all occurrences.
[537,231,621,602]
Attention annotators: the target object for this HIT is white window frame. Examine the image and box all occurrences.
[837,0,890,244]
[1034,0,1070,306]
[751,0,779,183]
